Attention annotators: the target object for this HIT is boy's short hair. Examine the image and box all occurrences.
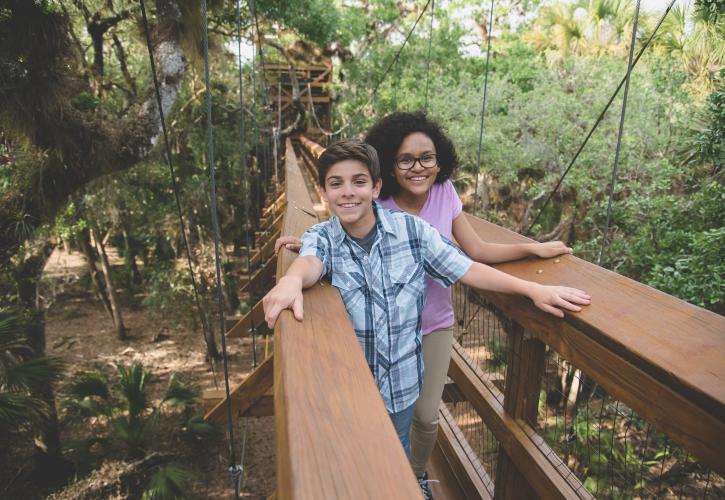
[317,139,381,188]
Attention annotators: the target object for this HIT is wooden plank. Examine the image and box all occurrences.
[429,442,470,500]
[495,323,546,499]
[226,298,265,338]
[449,342,592,500]
[262,192,286,218]
[250,229,281,269]
[203,391,273,417]
[465,214,725,421]
[437,404,494,499]
[203,355,273,425]
[240,255,277,297]
[275,138,420,499]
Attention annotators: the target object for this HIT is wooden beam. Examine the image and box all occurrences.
[250,229,281,269]
[240,255,277,297]
[449,342,592,500]
[203,355,273,425]
[202,391,273,417]
[226,298,265,338]
[437,404,494,499]
[495,323,546,499]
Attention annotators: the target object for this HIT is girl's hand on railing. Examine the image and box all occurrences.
[529,284,591,318]
[531,241,573,259]
[275,235,303,255]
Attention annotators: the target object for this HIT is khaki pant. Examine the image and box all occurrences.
[410,326,454,477]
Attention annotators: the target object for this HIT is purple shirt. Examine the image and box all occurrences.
[377,180,463,335]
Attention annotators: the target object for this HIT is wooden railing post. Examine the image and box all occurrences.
[495,321,547,499]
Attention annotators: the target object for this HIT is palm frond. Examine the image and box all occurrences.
[2,355,65,392]
[185,414,222,440]
[162,374,200,409]
[65,370,110,400]
[142,464,194,500]
[116,362,150,419]
[0,391,49,429]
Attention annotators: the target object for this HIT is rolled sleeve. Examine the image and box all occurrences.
[299,225,333,277]
[419,220,473,287]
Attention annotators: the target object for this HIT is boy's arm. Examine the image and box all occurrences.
[262,255,324,328]
[459,262,590,318]
[452,214,572,263]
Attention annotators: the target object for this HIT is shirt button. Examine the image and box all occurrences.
[363,255,368,261]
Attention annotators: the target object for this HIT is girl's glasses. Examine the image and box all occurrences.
[394,154,438,171]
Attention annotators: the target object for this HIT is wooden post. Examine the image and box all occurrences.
[495,321,546,500]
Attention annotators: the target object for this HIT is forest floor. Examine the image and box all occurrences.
[38,248,276,499]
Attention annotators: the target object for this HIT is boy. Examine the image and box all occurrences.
[263,139,590,456]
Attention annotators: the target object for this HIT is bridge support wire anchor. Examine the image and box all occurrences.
[229,463,243,499]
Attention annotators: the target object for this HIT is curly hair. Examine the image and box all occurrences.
[364,111,459,199]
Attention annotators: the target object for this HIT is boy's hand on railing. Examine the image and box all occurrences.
[274,235,303,255]
[531,241,573,259]
[263,276,304,328]
[528,284,591,318]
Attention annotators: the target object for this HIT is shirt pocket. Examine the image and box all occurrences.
[388,262,425,301]
[331,269,367,312]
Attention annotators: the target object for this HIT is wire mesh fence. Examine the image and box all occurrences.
[450,282,725,499]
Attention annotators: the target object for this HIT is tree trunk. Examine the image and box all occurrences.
[78,227,113,317]
[91,226,127,340]
[14,241,73,487]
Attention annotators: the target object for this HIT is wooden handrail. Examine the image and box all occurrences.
[463,215,725,475]
[274,138,421,499]
[297,134,725,491]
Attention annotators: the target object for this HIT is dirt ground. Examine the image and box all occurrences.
[40,249,276,499]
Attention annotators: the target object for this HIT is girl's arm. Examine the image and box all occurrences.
[452,213,572,264]
[459,262,590,318]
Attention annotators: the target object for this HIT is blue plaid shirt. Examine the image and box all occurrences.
[299,203,473,413]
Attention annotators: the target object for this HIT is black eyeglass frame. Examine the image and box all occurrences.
[393,153,439,171]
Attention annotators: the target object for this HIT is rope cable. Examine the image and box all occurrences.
[138,0,218,370]
[598,0,642,266]
[472,0,495,216]
[365,0,433,113]
[524,0,677,235]
[201,0,240,491]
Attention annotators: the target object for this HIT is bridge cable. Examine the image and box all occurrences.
[365,0,433,114]
[472,0,495,217]
[463,0,495,347]
[201,0,243,495]
[524,0,677,236]
[235,0,256,491]
[598,0,642,266]
[138,0,218,376]
[423,0,435,111]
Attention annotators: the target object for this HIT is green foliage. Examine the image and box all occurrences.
[61,362,206,462]
[142,464,194,500]
[0,308,64,432]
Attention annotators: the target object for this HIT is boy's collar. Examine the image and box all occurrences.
[329,201,396,245]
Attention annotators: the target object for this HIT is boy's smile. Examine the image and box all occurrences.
[321,159,382,238]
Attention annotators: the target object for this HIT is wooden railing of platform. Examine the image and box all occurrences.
[295,135,725,499]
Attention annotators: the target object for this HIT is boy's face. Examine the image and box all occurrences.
[321,159,382,235]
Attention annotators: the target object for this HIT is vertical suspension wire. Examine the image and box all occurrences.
[138,0,218,365]
[423,0,435,112]
[598,0,641,267]
[472,0,495,217]
[236,0,252,288]
[201,0,241,495]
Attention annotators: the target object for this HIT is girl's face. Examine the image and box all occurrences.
[392,132,440,199]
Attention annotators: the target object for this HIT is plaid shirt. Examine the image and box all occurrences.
[300,203,473,413]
